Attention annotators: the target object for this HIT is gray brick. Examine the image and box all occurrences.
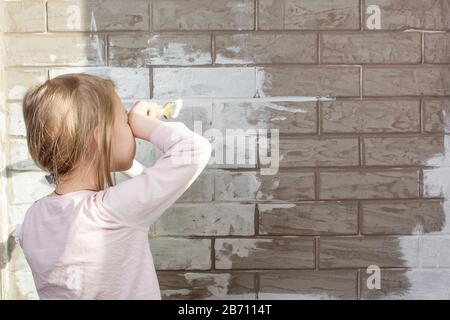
[279,137,359,167]
[363,136,445,166]
[259,270,357,299]
[259,0,360,30]
[362,200,446,235]
[423,99,450,133]
[153,0,254,31]
[150,238,211,270]
[257,66,360,97]
[320,236,419,268]
[259,202,358,235]
[158,271,256,299]
[320,170,420,200]
[321,32,421,64]
[156,203,255,236]
[424,33,450,63]
[215,238,315,269]
[214,170,316,201]
[363,66,450,97]
[321,100,420,133]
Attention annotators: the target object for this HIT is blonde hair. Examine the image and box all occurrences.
[22,73,117,190]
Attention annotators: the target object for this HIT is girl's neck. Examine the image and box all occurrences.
[55,165,99,194]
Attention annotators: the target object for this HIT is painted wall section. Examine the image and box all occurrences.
[1,0,450,299]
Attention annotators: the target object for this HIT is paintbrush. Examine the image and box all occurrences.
[122,99,184,178]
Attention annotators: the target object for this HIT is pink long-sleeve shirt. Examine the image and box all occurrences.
[18,121,212,300]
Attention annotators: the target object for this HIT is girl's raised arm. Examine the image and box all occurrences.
[94,119,212,230]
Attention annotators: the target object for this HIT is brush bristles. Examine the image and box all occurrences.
[162,100,183,119]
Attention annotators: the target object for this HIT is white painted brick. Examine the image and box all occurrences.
[4,34,105,67]
[47,0,149,32]
[49,67,150,100]
[423,167,450,199]
[419,236,450,268]
[9,139,36,171]
[361,270,450,300]
[11,171,54,205]
[9,204,29,228]
[7,102,26,136]
[6,69,48,101]
[4,0,45,32]
[151,98,213,131]
[6,270,38,300]
[153,67,256,98]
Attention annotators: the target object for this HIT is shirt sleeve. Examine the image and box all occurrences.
[94,121,212,230]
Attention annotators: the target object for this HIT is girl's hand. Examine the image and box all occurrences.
[128,100,162,140]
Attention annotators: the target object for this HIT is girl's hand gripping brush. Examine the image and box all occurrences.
[122,100,183,178]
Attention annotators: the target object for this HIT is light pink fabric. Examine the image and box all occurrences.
[19,121,212,300]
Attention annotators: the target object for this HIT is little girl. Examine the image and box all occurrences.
[18,73,212,299]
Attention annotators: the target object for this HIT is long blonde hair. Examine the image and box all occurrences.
[22,73,117,190]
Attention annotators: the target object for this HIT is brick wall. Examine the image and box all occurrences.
[1,0,450,299]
